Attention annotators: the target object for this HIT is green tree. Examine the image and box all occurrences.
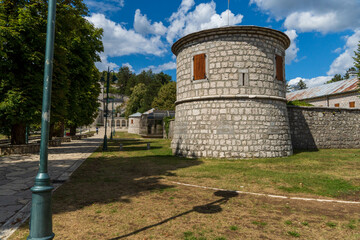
[326,74,343,84]
[65,16,103,135]
[0,0,46,144]
[152,82,176,110]
[354,41,360,77]
[116,66,134,95]
[124,83,148,118]
[0,0,103,141]
[296,80,307,90]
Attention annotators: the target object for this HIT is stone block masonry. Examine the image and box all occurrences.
[171,26,293,158]
[172,99,292,158]
[288,106,360,150]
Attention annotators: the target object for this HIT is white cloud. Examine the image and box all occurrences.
[122,63,134,72]
[284,11,338,33]
[85,0,124,13]
[327,29,360,75]
[86,14,166,57]
[288,76,332,88]
[95,53,119,71]
[134,9,167,36]
[140,61,176,73]
[333,47,343,54]
[250,0,360,33]
[166,0,243,43]
[284,29,299,64]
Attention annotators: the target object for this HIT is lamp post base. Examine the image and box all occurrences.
[27,173,54,240]
[103,135,108,150]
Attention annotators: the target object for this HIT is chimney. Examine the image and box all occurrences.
[349,70,358,79]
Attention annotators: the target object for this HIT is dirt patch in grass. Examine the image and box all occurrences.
[9,134,360,239]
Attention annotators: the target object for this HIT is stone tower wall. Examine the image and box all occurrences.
[171,26,293,158]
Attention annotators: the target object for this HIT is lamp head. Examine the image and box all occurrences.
[111,74,118,83]
[100,72,105,83]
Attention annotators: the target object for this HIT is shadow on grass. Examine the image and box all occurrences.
[108,190,238,240]
[292,149,319,156]
[52,153,202,215]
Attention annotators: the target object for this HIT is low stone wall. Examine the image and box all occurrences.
[71,135,82,140]
[54,137,71,142]
[287,106,360,149]
[0,143,40,155]
[37,139,62,147]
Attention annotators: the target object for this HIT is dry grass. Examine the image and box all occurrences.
[9,133,360,240]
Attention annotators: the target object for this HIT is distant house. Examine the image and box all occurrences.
[286,76,359,108]
[139,109,175,138]
[128,112,142,134]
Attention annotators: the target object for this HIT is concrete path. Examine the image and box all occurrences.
[0,127,109,239]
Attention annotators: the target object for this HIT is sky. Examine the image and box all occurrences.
[83,0,360,88]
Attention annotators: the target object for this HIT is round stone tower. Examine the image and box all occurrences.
[171,26,293,158]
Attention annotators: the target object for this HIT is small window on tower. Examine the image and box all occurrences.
[193,53,206,80]
[349,102,355,108]
[334,103,340,107]
[275,55,284,81]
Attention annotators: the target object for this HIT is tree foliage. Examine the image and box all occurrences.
[354,41,360,78]
[124,83,148,118]
[326,67,358,84]
[0,0,103,142]
[116,68,173,118]
[152,81,176,110]
[326,74,343,84]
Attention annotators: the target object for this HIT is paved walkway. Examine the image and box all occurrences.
[0,127,109,239]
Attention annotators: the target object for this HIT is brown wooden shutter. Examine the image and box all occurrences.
[334,103,340,107]
[349,102,355,108]
[276,55,283,81]
[193,54,206,80]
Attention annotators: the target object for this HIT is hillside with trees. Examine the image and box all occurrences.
[106,66,176,118]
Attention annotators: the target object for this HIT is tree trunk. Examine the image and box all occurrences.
[70,126,77,136]
[52,122,64,137]
[49,123,54,140]
[11,123,26,145]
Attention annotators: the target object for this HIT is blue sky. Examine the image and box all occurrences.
[84,0,360,88]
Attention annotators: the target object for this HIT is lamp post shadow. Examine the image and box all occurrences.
[108,190,239,240]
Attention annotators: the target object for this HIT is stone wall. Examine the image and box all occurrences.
[172,99,292,158]
[0,143,40,155]
[287,106,360,149]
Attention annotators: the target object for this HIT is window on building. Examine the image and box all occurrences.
[349,102,355,108]
[193,53,206,80]
[334,103,340,107]
[275,55,284,81]
[131,119,133,124]
[238,69,249,86]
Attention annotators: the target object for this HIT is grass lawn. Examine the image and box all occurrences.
[10,132,360,240]
[0,134,8,140]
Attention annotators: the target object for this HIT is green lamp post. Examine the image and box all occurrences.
[110,99,115,140]
[100,67,117,150]
[112,104,115,137]
[27,0,56,239]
